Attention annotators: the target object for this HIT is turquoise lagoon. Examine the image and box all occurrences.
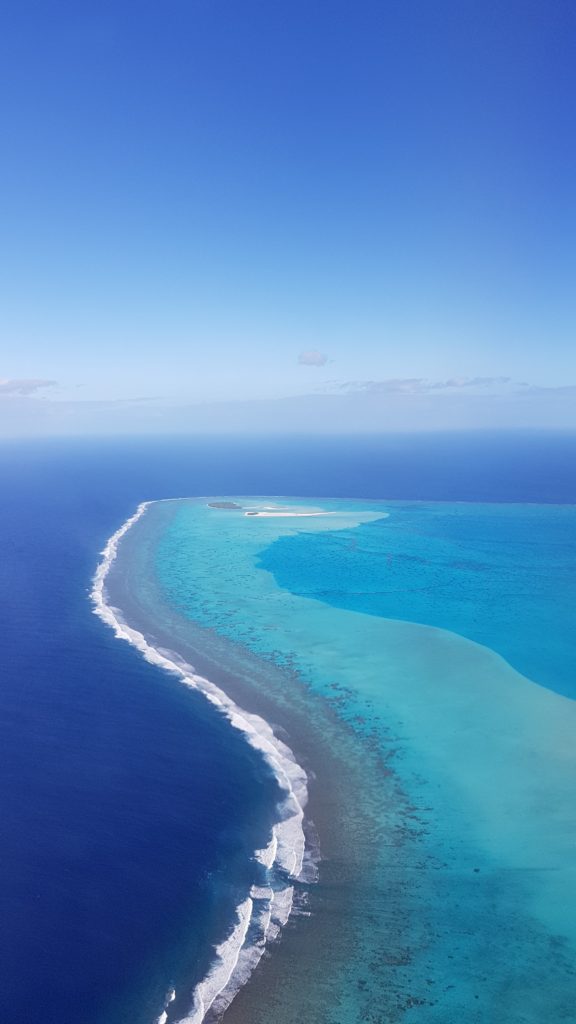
[110,497,576,1023]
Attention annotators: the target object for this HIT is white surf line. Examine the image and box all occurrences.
[180,898,254,1024]
[90,500,317,1024]
[156,989,176,1024]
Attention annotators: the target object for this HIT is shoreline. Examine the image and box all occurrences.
[91,496,429,1024]
[91,494,576,1024]
[90,501,318,1024]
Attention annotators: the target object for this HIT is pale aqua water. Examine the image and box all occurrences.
[126,497,576,1022]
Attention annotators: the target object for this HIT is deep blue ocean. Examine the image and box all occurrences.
[1,432,575,1024]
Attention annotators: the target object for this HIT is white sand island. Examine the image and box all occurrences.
[244,510,335,518]
[243,504,335,517]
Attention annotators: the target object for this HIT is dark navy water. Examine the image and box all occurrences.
[0,432,574,1024]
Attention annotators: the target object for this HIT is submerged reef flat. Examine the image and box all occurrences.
[101,496,576,1024]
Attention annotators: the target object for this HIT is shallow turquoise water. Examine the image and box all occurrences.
[146,497,576,1022]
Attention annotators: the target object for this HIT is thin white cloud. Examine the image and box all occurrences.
[344,378,426,395]
[433,376,512,389]
[2,382,576,436]
[0,378,57,396]
[298,350,329,367]
[521,384,576,396]
[340,376,515,395]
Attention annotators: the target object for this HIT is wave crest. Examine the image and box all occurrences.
[91,502,317,1023]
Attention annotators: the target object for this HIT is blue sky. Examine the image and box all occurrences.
[1,0,574,433]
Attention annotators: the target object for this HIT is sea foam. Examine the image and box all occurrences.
[91,501,316,1024]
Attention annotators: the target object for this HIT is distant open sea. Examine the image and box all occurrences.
[1,432,575,1024]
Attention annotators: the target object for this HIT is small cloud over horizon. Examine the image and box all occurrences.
[1,369,575,437]
[298,350,329,367]
[0,378,57,397]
